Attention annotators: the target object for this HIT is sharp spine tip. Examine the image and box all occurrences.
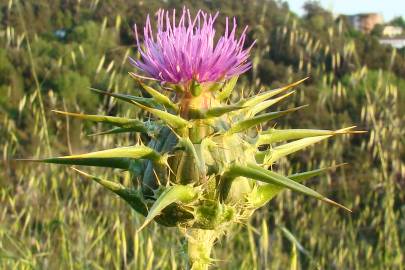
[71,167,89,176]
[323,197,352,212]
[331,163,349,169]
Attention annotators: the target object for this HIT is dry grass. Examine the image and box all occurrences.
[0,2,404,269]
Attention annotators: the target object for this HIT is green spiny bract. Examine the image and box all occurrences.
[30,74,365,270]
[36,76,357,231]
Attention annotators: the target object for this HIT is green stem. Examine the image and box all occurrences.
[187,229,217,270]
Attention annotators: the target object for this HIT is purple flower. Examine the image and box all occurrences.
[130,8,254,85]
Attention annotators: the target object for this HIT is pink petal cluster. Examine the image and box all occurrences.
[130,8,254,85]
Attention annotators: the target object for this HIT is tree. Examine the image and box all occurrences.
[390,16,405,28]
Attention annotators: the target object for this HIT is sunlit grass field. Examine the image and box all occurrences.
[1,1,404,269]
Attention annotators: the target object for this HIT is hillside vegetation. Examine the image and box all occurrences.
[1,1,404,269]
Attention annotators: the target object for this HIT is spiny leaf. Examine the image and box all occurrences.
[217,76,238,101]
[288,163,347,182]
[226,105,307,135]
[72,168,147,216]
[252,163,347,207]
[137,185,197,232]
[205,105,245,118]
[257,128,364,145]
[257,128,336,145]
[132,101,191,129]
[25,145,163,168]
[52,110,149,134]
[130,73,178,111]
[238,77,308,107]
[20,157,131,169]
[256,127,359,164]
[88,127,151,136]
[223,163,351,211]
[249,91,295,116]
[190,104,245,119]
[90,87,161,108]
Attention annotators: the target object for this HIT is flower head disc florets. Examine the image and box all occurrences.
[130,8,254,85]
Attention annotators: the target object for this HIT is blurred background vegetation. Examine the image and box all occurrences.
[0,0,404,269]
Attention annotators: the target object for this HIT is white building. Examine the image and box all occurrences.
[379,38,405,49]
[382,25,403,37]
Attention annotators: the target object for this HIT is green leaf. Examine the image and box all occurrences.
[88,127,151,136]
[249,91,295,116]
[252,164,346,207]
[288,163,346,182]
[137,185,197,232]
[256,127,358,164]
[90,87,161,108]
[205,105,245,118]
[226,105,307,135]
[53,110,149,132]
[217,76,238,101]
[28,145,163,169]
[22,157,130,169]
[130,74,178,111]
[238,77,308,107]
[257,128,336,145]
[190,104,245,119]
[72,168,147,216]
[132,101,191,129]
[223,163,350,211]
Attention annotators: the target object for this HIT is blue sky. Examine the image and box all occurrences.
[285,0,404,22]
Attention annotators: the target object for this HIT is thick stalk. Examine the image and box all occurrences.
[187,229,217,270]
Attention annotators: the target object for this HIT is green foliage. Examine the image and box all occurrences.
[55,70,95,110]
[390,16,405,28]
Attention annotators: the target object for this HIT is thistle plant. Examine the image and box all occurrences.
[30,8,361,269]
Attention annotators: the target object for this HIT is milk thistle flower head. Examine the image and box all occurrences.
[29,7,362,270]
[130,8,254,86]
